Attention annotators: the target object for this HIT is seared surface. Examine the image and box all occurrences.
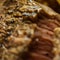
[0,0,60,60]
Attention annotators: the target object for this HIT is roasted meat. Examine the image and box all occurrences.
[34,0,60,13]
[0,0,60,60]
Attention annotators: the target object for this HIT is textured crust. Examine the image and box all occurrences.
[0,0,60,60]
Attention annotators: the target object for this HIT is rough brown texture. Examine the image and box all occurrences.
[34,0,60,13]
[0,0,60,60]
